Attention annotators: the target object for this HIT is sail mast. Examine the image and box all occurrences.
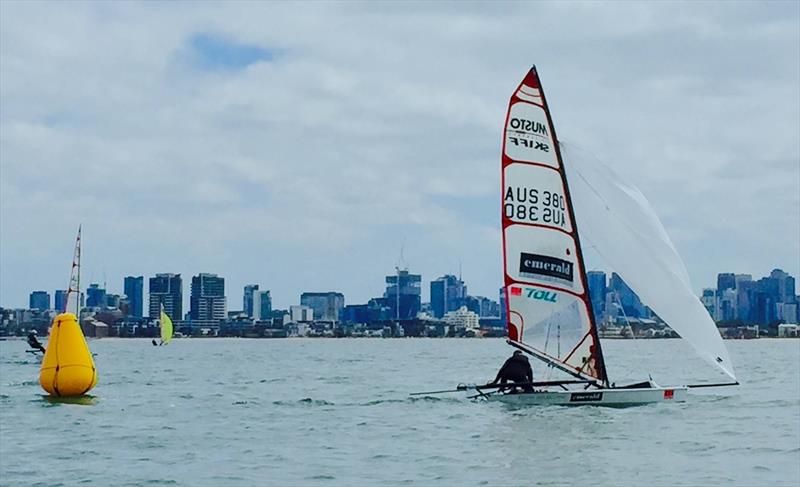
[533,67,609,385]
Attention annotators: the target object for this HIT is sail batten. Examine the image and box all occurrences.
[501,67,607,384]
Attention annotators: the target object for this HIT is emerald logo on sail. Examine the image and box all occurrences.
[519,252,574,282]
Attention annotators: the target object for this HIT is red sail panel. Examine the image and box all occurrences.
[501,67,607,382]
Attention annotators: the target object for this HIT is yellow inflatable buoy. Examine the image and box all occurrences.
[40,313,97,396]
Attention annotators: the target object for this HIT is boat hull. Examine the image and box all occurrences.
[485,386,688,406]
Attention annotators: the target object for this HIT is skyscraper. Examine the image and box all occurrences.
[253,290,272,320]
[190,273,226,321]
[301,292,345,321]
[54,290,68,313]
[384,269,421,320]
[86,284,106,308]
[430,275,467,318]
[586,271,607,321]
[149,273,182,320]
[29,291,50,311]
[124,276,144,318]
[243,284,259,317]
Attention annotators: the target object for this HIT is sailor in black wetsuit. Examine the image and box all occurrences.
[27,331,46,354]
[492,350,534,393]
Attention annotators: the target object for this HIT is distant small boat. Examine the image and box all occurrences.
[160,303,173,345]
[431,67,737,405]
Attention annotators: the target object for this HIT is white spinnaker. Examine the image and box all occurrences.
[561,143,736,380]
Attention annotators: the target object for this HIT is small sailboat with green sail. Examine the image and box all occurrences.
[158,303,173,345]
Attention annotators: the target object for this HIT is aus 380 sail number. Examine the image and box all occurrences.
[504,186,567,227]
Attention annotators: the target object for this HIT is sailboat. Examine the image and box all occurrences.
[464,67,736,405]
[159,303,173,345]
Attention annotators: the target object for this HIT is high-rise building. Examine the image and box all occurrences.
[586,271,607,321]
[384,269,421,320]
[124,276,144,318]
[253,290,272,320]
[29,291,50,311]
[770,269,796,303]
[716,273,736,293]
[190,273,226,321]
[430,275,467,318]
[243,284,259,318]
[300,292,345,321]
[86,284,106,308]
[718,288,737,321]
[149,273,183,320]
[54,290,69,313]
[609,273,645,318]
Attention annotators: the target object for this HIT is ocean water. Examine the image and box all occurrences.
[1,337,798,487]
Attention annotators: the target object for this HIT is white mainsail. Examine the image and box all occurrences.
[501,68,607,383]
[561,143,736,380]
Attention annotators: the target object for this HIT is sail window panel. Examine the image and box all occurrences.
[503,163,573,233]
[504,102,558,167]
[504,225,586,295]
[507,287,601,379]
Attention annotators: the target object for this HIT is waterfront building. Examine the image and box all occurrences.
[243,284,259,318]
[190,273,226,321]
[342,301,391,324]
[149,273,182,320]
[289,305,313,322]
[86,284,106,309]
[586,271,607,321]
[253,290,272,320]
[776,303,798,324]
[29,291,50,311]
[443,306,480,332]
[384,269,421,320]
[54,290,68,313]
[123,276,144,318]
[778,323,799,337]
[301,292,345,321]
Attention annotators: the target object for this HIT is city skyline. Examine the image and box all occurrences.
[1,3,798,311]
[11,264,798,323]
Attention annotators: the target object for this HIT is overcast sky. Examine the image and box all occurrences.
[1,1,798,311]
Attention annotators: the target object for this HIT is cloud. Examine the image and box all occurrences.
[0,1,797,311]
